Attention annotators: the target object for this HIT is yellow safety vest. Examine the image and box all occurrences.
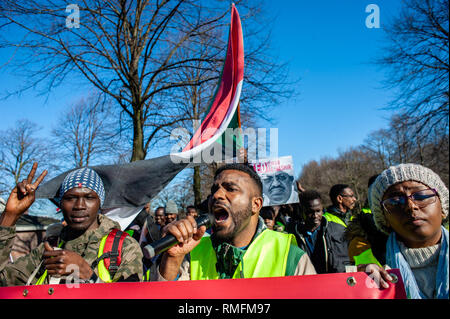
[323,212,347,227]
[351,208,382,267]
[190,229,296,280]
[144,269,151,282]
[353,248,382,267]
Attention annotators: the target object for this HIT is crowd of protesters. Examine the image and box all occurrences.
[0,161,448,299]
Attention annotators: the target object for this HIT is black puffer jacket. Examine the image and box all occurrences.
[287,217,351,273]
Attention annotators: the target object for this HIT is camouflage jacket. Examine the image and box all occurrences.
[0,214,143,286]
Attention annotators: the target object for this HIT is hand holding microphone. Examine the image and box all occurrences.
[142,214,213,259]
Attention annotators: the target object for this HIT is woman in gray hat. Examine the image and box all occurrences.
[362,163,448,299]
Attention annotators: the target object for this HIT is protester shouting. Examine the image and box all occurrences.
[152,163,316,281]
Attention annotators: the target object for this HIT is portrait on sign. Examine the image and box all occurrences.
[250,156,299,207]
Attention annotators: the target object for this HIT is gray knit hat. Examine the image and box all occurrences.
[369,163,449,235]
[165,200,178,215]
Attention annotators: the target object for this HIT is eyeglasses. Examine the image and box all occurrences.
[340,194,356,198]
[381,188,438,213]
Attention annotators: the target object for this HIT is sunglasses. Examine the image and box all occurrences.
[381,188,438,213]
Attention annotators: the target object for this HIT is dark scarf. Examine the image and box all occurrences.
[211,217,266,279]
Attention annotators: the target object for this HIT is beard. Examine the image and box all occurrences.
[212,201,253,244]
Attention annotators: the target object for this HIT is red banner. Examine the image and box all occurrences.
[0,269,405,299]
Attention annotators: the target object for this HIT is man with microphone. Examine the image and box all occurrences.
[150,163,316,281]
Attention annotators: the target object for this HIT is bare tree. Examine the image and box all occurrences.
[362,128,394,169]
[150,175,194,213]
[298,148,380,210]
[174,39,218,206]
[0,119,55,195]
[0,0,293,164]
[148,10,295,205]
[377,0,449,136]
[299,114,449,212]
[50,92,127,169]
[363,114,449,186]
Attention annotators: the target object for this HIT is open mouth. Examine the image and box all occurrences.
[212,205,230,223]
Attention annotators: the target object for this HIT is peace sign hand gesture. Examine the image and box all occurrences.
[0,163,48,227]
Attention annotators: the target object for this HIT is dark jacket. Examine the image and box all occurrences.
[287,217,350,273]
[325,205,351,226]
[345,209,388,266]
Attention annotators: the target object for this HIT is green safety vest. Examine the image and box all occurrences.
[35,233,119,285]
[323,212,347,228]
[352,208,382,266]
[348,208,371,223]
[125,229,134,237]
[353,248,382,267]
[144,269,151,282]
[96,233,118,283]
[190,229,296,280]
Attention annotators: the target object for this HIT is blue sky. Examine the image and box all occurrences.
[264,0,402,176]
[0,0,403,180]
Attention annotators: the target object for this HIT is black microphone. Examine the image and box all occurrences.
[142,214,214,259]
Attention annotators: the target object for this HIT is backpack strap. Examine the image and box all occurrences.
[91,229,129,280]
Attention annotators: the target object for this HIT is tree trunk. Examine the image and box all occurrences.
[193,165,201,206]
[131,108,146,162]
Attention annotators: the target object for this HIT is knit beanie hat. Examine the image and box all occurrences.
[369,163,449,235]
[165,200,178,215]
[57,168,106,207]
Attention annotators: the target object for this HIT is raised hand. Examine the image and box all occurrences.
[0,163,47,226]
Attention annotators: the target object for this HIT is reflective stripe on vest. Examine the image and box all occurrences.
[144,269,150,282]
[97,234,116,283]
[323,212,347,227]
[190,229,296,280]
[361,208,372,214]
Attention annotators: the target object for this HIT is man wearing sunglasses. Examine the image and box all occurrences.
[324,184,357,227]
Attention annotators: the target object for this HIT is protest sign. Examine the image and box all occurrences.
[250,156,298,206]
